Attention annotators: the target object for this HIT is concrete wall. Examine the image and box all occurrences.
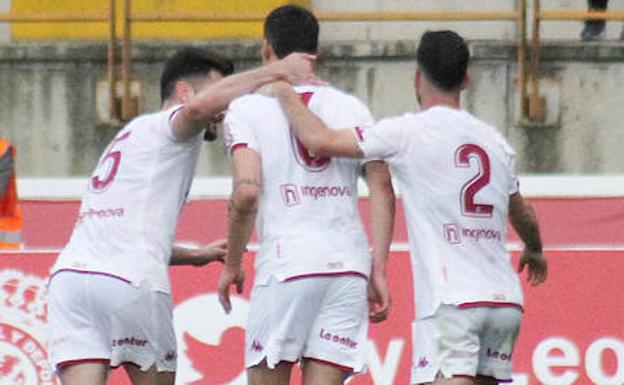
[0,40,623,177]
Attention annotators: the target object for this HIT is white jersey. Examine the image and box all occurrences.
[52,105,202,293]
[225,85,374,285]
[357,106,522,319]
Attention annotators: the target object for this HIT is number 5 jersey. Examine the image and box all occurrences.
[51,106,202,294]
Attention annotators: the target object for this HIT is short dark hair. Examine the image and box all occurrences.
[160,48,234,102]
[416,30,469,92]
[264,5,319,59]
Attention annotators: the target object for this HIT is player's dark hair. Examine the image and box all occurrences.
[160,48,234,103]
[416,30,469,92]
[264,5,319,59]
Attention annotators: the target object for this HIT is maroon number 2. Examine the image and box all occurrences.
[454,144,493,217]
[90,131,131,192]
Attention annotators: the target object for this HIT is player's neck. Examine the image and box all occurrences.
[419,94,461,111]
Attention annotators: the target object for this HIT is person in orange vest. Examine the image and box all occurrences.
[0,138,23,249]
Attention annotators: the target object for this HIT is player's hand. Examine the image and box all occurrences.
[217,265,245,314]
[517,248,548,286]
[368,273,391,323]
[189,239,227,266]
[275,52,326,85]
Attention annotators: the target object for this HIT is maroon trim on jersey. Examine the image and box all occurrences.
[56,358,110,371]
[168,105,185,124]
[230,142,249,155]
[303,357,354,372]
[50,268,132,284]
[299,91,314,105]
[458,301,524,312]
[354,126,364,142]
[284,271,368,282]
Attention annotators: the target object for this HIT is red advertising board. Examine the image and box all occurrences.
[1,197,623,385]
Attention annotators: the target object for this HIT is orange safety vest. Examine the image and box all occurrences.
[0,139,23,249]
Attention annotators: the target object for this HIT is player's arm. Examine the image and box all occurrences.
[169,239,227,266]
[172,53,318,142]
[217,148,261,313]
[508,192,548,286]
[364,161,395,323]
[265,81,363,158]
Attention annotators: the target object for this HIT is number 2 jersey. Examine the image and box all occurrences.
[356,106,523,319]
[224,85,374,285]
[51,106,202,293]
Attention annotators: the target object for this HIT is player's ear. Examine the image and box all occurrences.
[460,73,469,91]
[261,40,273,62]
[414,68,421,90]
[175,80,195,104]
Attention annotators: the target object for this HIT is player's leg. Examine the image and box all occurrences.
[48,272,116,385]
[432,305,481,385]
[301,359,347,385]
[112,289,178,384]
[473,376,497,385]
[301,275,369,385]
[411,317,438,385]
[245,278,324,385]
[124,363,175,385]
[474,307,522,384]
[247,360,293,385]
[57,362,109,385]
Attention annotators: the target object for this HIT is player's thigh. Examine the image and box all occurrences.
[476,307,521,382]
[124,362,175,385]
[57,361,109,385]
[246,278,326,369]
[109,289,177,372]
[48,272,129,371]
[247,359,293,385]
[302,358,348,385]
[434,305,481,379]
[303,276,368,374]
[411,316,439,385]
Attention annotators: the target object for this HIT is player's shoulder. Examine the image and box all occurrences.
[313,85,369,110]
[458,110,515,153]
[229,93,278,114]
[374,111,418,131]
[121,107,172,135]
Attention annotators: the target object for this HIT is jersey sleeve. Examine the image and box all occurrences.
[355,117,405,162]
[500,138,520,195]
[223,99,259,156]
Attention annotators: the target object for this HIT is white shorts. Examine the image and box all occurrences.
[434,304,522,383]
[410,317,438,384]
[245,275,368,373]
[47,271,177,372]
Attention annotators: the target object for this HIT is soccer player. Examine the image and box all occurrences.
[47,48,319,385]
[217,5,395,385]
[260,30,548,385]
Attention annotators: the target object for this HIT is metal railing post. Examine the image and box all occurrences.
[121,0,133,121]
[518,0,528,120]
[107,0,118,122]
[529,0,542,120]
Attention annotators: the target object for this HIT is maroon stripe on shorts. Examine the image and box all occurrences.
[458,301,524,312]
[56,358,110,371]
[284,271,367,282]
[50,268,131,284]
